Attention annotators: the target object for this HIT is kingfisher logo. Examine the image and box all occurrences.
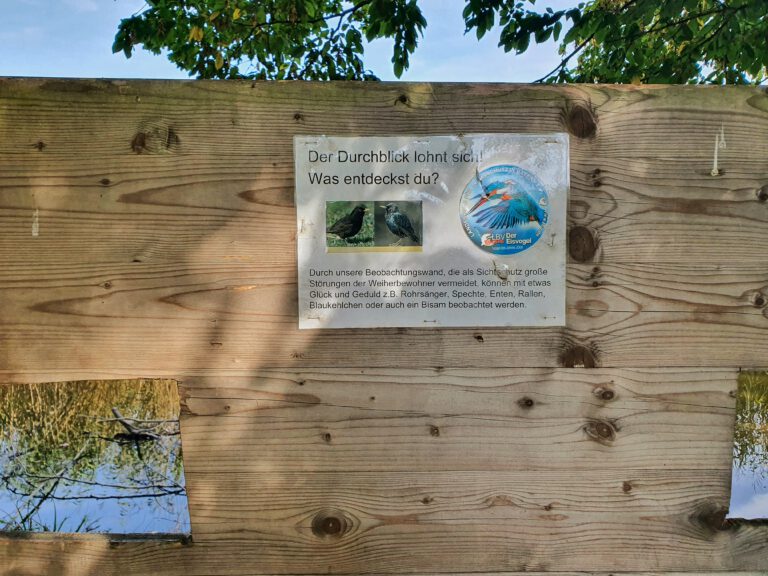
[460,165,549,255]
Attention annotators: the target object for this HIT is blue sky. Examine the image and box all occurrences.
[2,0,571,81]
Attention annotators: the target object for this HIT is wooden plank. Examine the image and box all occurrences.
[1,514,767,574]
[182,469,765,573]
[1,157,767,268]
[189,469,734,541]
[1,82,767,270]
[2,81,768,375]
[0,260,767,376]
[0,81,767,161]
[176,368,736,473]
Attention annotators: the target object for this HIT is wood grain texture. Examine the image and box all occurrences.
[1,468,767,574]
[1,81,768,374]
[0,260,767,375]
[182,470,760,572]
[2,80,768,575]
[177,368,737,473]
[171,368,758,572]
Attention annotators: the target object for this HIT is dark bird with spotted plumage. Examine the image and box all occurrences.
[381,202,420,246]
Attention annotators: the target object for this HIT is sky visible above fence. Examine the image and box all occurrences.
[2,0,570,81]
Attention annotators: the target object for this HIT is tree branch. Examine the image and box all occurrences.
[16,445,88,526]
[245,0,374,31]
[534,33,595,83]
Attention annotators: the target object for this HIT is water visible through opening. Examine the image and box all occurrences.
[728,371,768,519]
[0,379,190,534]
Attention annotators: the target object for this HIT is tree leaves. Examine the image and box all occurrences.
[113,0,424,80]
[113,0,766,83]
[464,0,767,84]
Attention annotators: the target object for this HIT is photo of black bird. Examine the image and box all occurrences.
[326,204,368,241]
[381,203,420,246]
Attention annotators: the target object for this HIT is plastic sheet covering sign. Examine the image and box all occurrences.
[294,134,569,329]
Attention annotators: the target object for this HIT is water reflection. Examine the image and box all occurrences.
[729,371,768,519]
[0,380,190,533]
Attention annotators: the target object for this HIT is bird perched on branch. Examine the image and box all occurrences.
[467,179,543,229]
[327,204,368,241]
[382,203,419,245]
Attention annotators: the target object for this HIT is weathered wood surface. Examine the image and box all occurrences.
[178,368,737,473]
[172,369,761,572]
[2,368,768,574]
[2,80,768,375]
[0,261,767,375]
[2,80,768,575]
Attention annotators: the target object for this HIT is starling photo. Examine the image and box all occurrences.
[378,202,422,247]
[325,202,374,248]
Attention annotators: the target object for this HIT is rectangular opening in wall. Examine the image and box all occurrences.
[728,370,768,519]
[0,379,190,535]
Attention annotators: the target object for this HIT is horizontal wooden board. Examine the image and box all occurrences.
[0,260,767,376]
[3,525,768,576]
[182,469,767,573]
[177,369,736,473]
[1,81,767,160]
[2,485,768,575]
[1,158,767,268]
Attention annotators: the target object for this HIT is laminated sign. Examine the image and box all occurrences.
[294,134,569,329]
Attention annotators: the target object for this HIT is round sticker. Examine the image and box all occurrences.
[459,165,549,255]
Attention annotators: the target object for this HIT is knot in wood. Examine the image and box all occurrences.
[559,344,598,368]
[565,104,597,139]
[517,396,535,409]
[584,419,617,444]
[568,226,597,263]
[754,293,766,308]
[131,132,147,154]
[311,510,349,539]
[756,185,768,203]
[429,425,440,437]
[131,121,180,154]
[690,503,729,533]
[592,386,615,401]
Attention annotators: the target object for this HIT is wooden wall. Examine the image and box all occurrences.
[1,79,768,575]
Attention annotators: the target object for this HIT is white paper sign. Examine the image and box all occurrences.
[295,134,568,329]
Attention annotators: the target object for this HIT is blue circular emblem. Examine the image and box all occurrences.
[459,165,549,255]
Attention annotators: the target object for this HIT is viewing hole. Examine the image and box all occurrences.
[0,379,190,535]
[728,371,768,519]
